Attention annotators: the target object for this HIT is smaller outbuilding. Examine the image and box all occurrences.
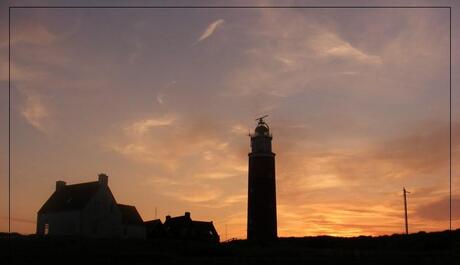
[163,212,219,243]
[144,219,167,239]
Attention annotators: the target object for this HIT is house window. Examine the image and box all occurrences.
[44,223,49,235]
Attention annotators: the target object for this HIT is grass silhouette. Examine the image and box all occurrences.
[1,229,458,264]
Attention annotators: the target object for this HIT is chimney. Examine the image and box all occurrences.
[56,180,66,191]
[98,173,108,186]
[185,212,191,219]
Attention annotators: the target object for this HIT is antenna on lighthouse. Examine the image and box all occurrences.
[403,187,410,235]
[255,115,269,123]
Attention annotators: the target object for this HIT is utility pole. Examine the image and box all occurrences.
[403,187,410,235]
[155,207,157,220]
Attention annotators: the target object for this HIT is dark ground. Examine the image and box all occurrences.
[1,229,459,265]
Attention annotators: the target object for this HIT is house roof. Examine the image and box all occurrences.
[117,204,144,225]
[38,181,100,214]
[163,215,192,233]
[144,219,165,236]
[144,219,162,226]
[165,215,191,225]
[193,221,217,233]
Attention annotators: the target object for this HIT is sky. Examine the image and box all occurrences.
[1,0,459,239]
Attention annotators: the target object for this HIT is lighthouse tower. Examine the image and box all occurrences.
[247,116,277,241]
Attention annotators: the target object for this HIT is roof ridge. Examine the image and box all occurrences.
[193,220,212,224]
[64,181,99,187]
[38,181,101,214]
[117,203,135,207]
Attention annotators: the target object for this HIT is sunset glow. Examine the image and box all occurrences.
[1,2,459,240]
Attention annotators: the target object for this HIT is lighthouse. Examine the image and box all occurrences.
[247,116,277,241]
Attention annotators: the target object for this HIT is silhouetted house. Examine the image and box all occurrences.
[144,219,167,239]
[163,212,219,243]
[117,204,145,238]
[36,174,145,239]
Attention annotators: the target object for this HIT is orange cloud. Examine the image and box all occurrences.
[416,196,460,221]
[19,88,52,134]
[196,19,225,43]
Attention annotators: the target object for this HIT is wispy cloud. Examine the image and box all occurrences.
[156,81,176,105]
[196,19,225,43]
[310,32,382,65]
[19,89,50,134]
[224,9,387,98]
[1,17,81,48]
[222,194,246,205]
[1,24,57,48]
[166,188,222,203]
[277,202,403,237]
[193,166,246,180]
[145,176,224,204]
[156,94,164,105]
[230,124,249,135]
[124,115,176,135]
[107,116,246,173]
[415,195,460,221]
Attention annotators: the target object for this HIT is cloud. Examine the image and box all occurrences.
[272,120,458,236]
[193,166,246,180]
[155,81,176,105]
[280,121,456,195]
[107,115,248,174]
[224,8,449,102]
[300,174,344,190]
[0,24,57,48]
[415,196,460,221]
[230,124,249,135]
[1,16,81,48]
[115,117,455,237]
[310,32,382,65]
[145,176,225,204]
[19,89,50,133]
[225,13,383,98]
[104,115,251,227]
[196,19,225,43]
[124,115,176,135]
[277,202,404,237]
[166,188,222,203]
[110,117,457,236]
[362,121,455,181]
[156,94,164,105]
[222,194,247,205]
